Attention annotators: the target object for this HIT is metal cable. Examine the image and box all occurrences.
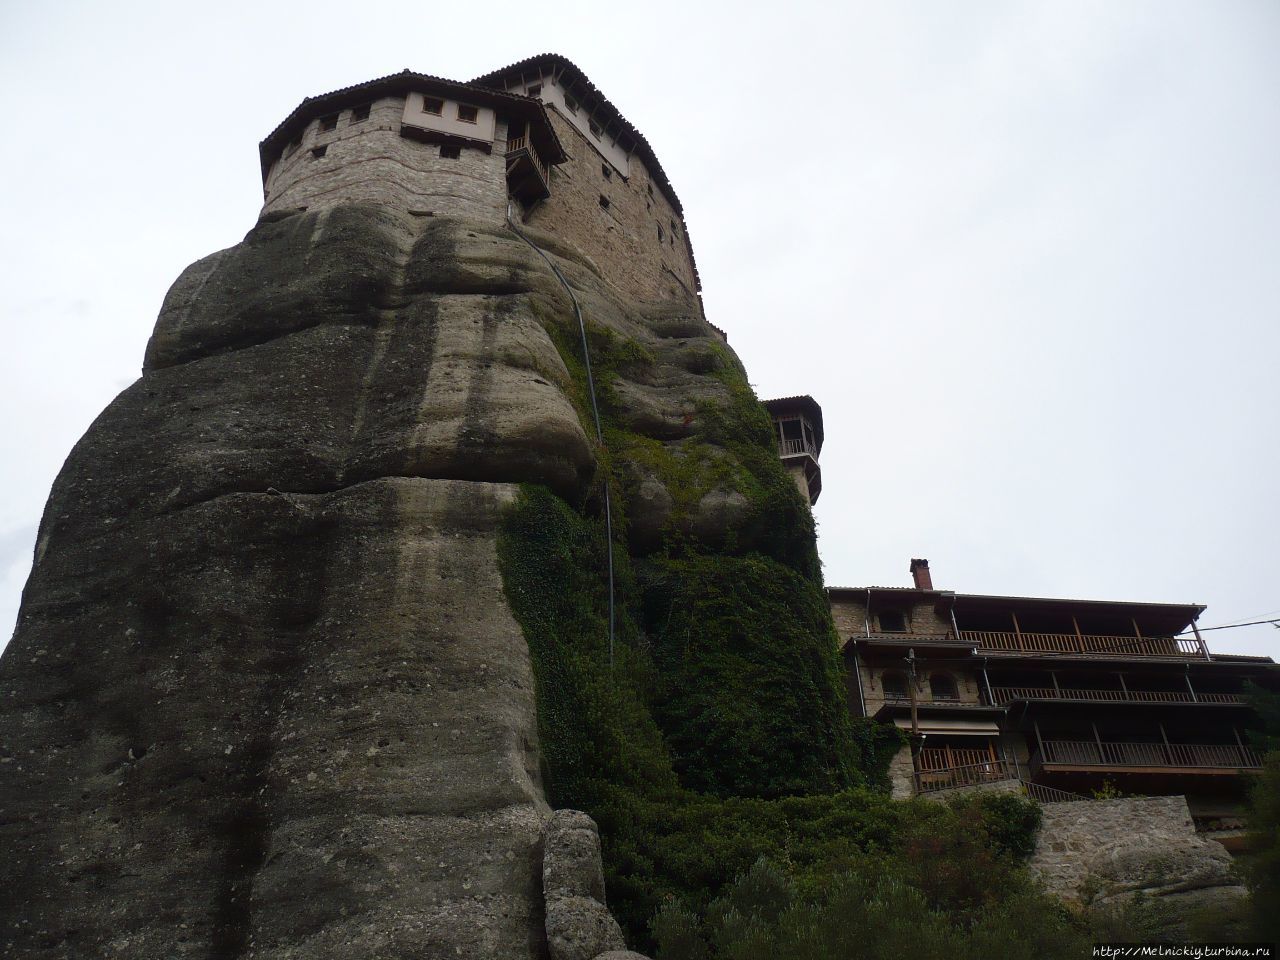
[506,203,616,668]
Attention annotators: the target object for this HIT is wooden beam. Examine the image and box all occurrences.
[1011,611,1023,647]
[1191,617,1212,661]
[1072,615,1084,652]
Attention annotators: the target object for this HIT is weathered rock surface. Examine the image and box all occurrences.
[0,202,742,957]
[1030,795,1247,939]
[543,812,627,960]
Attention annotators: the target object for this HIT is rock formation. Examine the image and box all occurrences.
[0,59,857,958]
[0,197,717,956]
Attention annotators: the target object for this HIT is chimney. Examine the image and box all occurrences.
[909,558,933,591]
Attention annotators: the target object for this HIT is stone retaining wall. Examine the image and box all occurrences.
[1029,794,1245,923]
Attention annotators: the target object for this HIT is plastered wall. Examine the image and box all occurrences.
[261,96,508,222]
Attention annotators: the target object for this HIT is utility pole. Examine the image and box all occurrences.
[907,648,919,736]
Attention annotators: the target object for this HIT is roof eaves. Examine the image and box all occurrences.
[258,70,567,179]
[472,53,701,293]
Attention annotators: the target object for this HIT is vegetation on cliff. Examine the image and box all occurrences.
[497,302,1089,954]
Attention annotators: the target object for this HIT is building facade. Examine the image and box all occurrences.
[830,560,1277,843]
[258,56,702,306]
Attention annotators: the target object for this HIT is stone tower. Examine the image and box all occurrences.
[0,56,830,958]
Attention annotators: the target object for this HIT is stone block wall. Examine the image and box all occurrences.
[524,110,700,305]
[261,96,508,223]
[1029,795,1243,907]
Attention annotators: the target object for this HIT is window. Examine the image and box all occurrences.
[457,104,478,123]
[601,163,612,180]
[882,671,909,700]
[310,145,328,159]
[527,83,542,97]
[588,119,602,138]
[350,103,371,122]
[657,224,664,242]
[878,609,907,633]
[670,218,678,236]
[598,195,610,210]
[564,94,579,114]
[440,144,461,159]
[930,673,958,701]
[423,96,444,116]
[647,183,654,198]
[319,113,339,132]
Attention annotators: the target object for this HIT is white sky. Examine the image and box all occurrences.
[1,1,1277,658]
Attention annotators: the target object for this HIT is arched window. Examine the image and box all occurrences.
[930,673,958,701]
[882,671,908,700]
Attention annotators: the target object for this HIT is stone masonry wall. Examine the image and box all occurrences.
[524,109,700,305]
[1030,795,1244,912]
[262,96,508,223]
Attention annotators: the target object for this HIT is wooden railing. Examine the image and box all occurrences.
[962,630,1201,658]
[1036,739,1262,770]
[990,686,1245,706]
[917,747,996,771]
[505,135,548,187]
[915,760,1012,794]
[777,437,818,459]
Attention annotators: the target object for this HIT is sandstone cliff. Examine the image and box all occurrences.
[0,204,847,957]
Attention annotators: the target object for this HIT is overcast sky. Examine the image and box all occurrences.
[1,1,1277,658]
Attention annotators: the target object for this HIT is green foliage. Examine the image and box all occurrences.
[498,309,1052,952]
[950,791,1043,861]
[639,553,857,798]
[1090,779,1127,800]
[845,718,907,791]
[499,485,922,942]
[1245,681,1280,754]
[654,828,1087,960]
[1246,751,1280,942]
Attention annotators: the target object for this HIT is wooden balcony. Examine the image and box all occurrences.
[777,436,819,460]
[1034,739,1262,773]
[962,629,1202,659]
[505,135,550,203]
[991,686,1245,706]
[914,759,1013,794]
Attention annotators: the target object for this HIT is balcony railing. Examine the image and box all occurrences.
[777,436,818,459]
[1036,739,1262,770]
[504,136,550,201]
[990,686,1245,706]
[962,630,1201,659]
[914,759,1012,794]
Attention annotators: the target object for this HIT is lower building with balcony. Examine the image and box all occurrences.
[831,559,1277,833]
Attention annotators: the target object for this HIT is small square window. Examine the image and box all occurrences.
[601,164,612,180]
[423,96,444,116]
[457,104,478,123]
[878,610,908,633]
[598,195,610,210]
[440,144,461,159]
[319,113,339,132]
[350,103,371,122]
[564,94,579,114]
[311,145,328,159]
[588,119,602,138]
[527,83,542,97]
